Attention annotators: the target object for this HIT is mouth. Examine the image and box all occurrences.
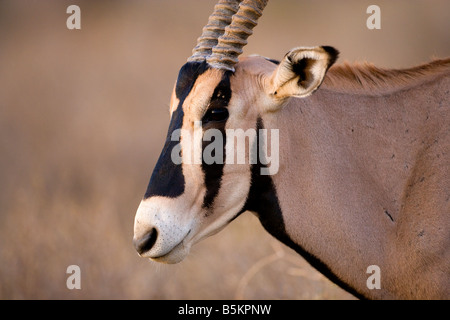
[145,230,191,264]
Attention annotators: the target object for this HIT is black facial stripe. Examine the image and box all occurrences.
[201,71,232,210]
[210,73,232,109]
[201,126,225,209]
[264,57,280,65]
[175,61,209,100]
[144,105,185,199]
[242,118,368,300]
[144,61,209,199]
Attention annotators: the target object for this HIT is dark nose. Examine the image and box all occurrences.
[133,228,158,255]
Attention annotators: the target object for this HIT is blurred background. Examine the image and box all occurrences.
[0,0,448,299]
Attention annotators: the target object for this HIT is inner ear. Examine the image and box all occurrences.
[291,57,316,90]
[266,46,339,101]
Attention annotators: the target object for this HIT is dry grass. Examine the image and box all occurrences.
[0,0,448,299]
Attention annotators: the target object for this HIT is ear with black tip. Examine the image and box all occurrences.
[266,46,339,103]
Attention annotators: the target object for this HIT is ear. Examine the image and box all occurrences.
[266,46,338,101]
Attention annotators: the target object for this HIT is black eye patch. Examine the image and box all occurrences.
[202,72,232,124]
[210,77,231,106]
[202,108,229,123]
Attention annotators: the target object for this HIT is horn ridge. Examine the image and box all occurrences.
[188,0,242,63]
[207,0,268,71]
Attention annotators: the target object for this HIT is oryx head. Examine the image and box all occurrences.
[133,0,338,263]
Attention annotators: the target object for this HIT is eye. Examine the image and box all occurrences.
[202,108,229,123]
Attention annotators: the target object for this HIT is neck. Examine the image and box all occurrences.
[246,68,449,299]
[243,117,369,299]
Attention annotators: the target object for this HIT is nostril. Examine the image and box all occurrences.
[134,228,158,255]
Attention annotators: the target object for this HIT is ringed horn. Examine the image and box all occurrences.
[187,0,269,72]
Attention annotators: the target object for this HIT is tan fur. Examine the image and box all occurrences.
[135,51,449,299]
[323,59,450,95]
[234,55,450,299]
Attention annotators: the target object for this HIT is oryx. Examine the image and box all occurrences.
[133,0,450,299]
